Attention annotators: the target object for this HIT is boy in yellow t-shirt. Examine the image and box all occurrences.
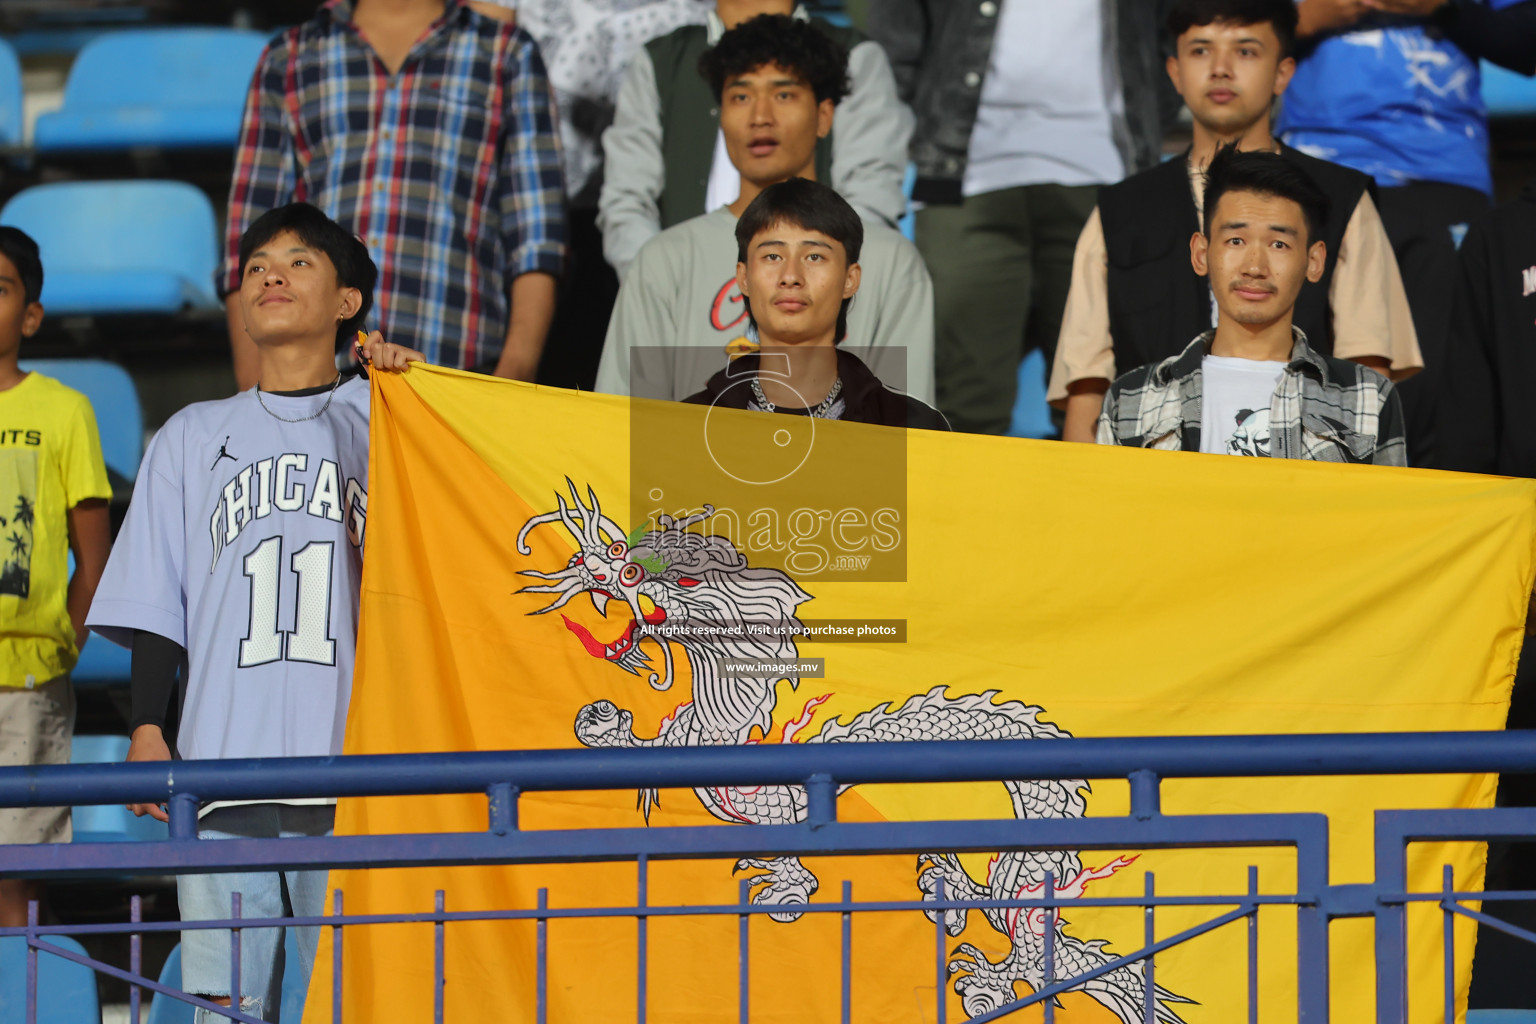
[0,227,111,927]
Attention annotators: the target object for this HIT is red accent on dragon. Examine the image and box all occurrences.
[516,480,1192,1022]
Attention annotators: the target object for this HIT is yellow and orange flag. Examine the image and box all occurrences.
[306,365,1536,1023]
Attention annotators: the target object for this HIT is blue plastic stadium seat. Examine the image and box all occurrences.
[1483,61,1536,119]
[34,28,269,153]
[147,941,310,1024]
[0,935,101,1024]
[144,944,191,1024]
[15,359,144,685]
[67,636,130,688]
[1008,350,1056,439]
[0,39,23,150]
[18,360,143,484]
[0,182,221,315]
[69,735,167,843]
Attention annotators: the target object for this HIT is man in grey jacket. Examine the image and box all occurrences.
[598,0,912,279]
[869,0,1177,435]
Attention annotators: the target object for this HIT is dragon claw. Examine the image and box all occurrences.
[732,856,819,923]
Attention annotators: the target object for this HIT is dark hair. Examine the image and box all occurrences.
[1202,145,1329,247]
[1167,0,1298,59]
[0,227,43,306]
[735,178,863,344]
[699,14,851,105]
[237,203,377,347]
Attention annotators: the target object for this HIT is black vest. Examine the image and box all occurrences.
[646,19,859,229]
[1097,145,1372,373]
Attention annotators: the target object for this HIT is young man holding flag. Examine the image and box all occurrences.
[88,204,420,1022]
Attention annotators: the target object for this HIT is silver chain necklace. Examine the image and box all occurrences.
[254,373,343,423]
[750,374,844,418]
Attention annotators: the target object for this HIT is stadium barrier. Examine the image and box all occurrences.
[1,732,1535,1024]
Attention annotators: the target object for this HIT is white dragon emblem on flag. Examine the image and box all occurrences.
[517,481,1192,1022]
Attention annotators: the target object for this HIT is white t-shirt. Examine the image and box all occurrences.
[705,128,740,212]
[963,0,1125,196]
[1200,355,1287,456]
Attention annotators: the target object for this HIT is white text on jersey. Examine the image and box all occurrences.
[208,454,367,573]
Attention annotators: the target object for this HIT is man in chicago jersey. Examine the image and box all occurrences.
[87,203,421,1022]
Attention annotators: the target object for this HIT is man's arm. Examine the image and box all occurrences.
[125,630,182,824]
[1064,384,1110,444]
[597,48,667,280]
[1297,0,1370,38]
[830,41,914,230]
[494,271,559,379]
[593,240,678,397]
[859,237,936,405]
[865,0,929,104]
[65,498,110,650]
[1049,207,1117,442]
[223,41,299,391]
[497,33,568,378]
[1326,191,1423,380]
[1434,0,1536,73]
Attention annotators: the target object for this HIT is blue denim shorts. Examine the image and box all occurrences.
[177,802,334,1022]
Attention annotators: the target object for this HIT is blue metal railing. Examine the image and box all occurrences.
[1,731,1534,1024]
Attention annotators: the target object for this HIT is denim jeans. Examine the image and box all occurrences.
[178,803,334,1022]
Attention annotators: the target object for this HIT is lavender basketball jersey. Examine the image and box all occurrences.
[88,379,369,762]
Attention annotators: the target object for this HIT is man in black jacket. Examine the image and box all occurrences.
[1437,182,1536,1009]
[1440,178,1536,476]
[1053,0,1422,443]
[868,0,1177,436]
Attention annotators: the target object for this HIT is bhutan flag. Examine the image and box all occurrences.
[305,364,1536,1023]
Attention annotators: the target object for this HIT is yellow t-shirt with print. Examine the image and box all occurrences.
[0,372,111,688]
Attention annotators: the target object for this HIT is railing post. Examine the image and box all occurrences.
[934,877,947,1024]
[738,879,751,1024]
[1043,871,1056,1024]
[1129,770,1160,821]
[230,891,242,1016]
[1296,818,1331,1024]
[841,880,852,1024]
[168,792,199,840]
[1442,864,1456,1024]
[129,894,142,1024]
[1248,865,1259,1024]
[636,856,648,1024]
[436,889,448,1024]
[25,898,37,1024]
[332,888,344,1024]
[488,782,518,835]
[1143,872,1155,1024]
[1375,816,1408,1024]
[805,773,837,828]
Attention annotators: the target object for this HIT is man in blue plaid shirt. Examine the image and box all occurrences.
[1098,147,1407,465]
[222,0,567,386]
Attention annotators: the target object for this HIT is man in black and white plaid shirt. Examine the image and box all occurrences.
[1098,147,1407,466]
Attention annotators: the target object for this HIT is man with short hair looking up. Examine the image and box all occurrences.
[91,203,423,1022]
[1097,147,1406,465]
[1054,0,1420,443]
[596,14,934,406]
